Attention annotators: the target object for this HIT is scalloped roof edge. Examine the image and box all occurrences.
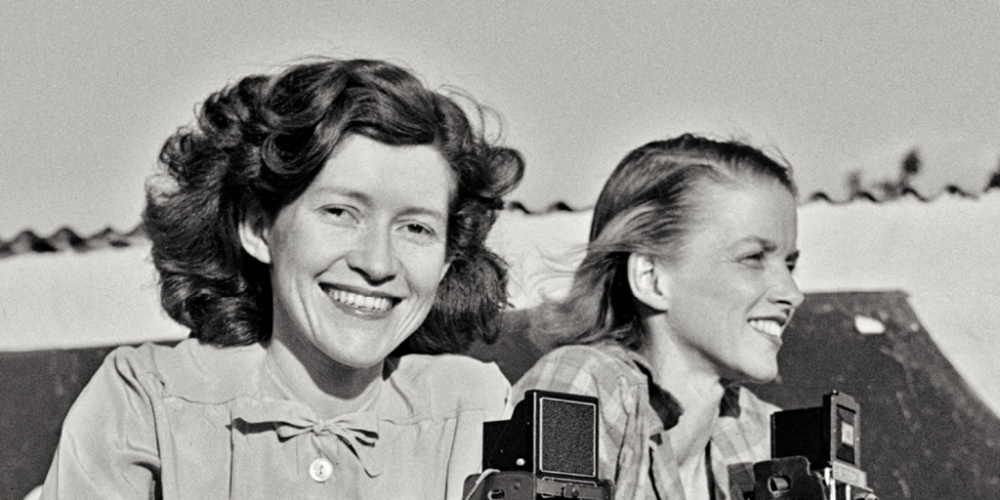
[509,184,989,213]
[0,225,147,259]
[2,185,996,259]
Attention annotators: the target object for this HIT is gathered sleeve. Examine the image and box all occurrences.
[441,360,512,500]
[40,347,162,499]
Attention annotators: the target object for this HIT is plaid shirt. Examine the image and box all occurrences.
[512,343,777,500]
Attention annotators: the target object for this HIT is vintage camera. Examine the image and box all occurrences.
[753,391,878,500]
[463,390,614,500]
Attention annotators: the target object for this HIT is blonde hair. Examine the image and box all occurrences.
[536,134,796,351]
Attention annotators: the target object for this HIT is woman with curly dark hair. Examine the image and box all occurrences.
[40,57,525,499]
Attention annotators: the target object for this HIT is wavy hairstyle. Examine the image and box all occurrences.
[144,57,524,353]
[537,133,795,351]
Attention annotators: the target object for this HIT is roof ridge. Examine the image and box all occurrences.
[3,186,996,258]
[801,185,982,205]
[0,224,146,259]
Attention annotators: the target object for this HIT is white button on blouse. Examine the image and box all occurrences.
[309,457,334,482]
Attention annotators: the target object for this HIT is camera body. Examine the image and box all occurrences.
[753,391,877,500]
[463,390,614,500]
[462,471,613,500]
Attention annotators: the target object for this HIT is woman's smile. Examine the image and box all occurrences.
[747,318,784,340]
[322,285,399,316]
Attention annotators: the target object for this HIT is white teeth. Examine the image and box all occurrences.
[749,319,782,337]
[330,289,392,312]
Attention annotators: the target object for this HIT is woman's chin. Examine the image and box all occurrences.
[744,367,779,386]
[323,351,391,371]
[729,360,780,386]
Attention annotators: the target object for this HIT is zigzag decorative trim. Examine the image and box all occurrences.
[805,184,980,204]
[0,225,146,259]
[0,185,991,259]
[507,185,983,213]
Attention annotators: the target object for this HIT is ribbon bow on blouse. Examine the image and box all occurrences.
[234,400,384,477]
[277,413,383,477]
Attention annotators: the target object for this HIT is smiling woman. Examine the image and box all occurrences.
[37,57,524,500]
[239,134,459,415]
[512,134,802,500]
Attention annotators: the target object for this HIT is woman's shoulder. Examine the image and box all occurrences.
[518,343,640,386]
[536,343,635,368]
[103,338,266,403]
[391,352,507,381]
[383,354,510,419]
[512,343,643,407]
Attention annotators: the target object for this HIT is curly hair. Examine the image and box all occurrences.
[144,57,524,353]
[536,133,795,351]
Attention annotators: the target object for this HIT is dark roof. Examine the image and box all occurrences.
[753,290,1000,499]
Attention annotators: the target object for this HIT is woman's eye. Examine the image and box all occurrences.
[406,223,432,236]
[742,252,766,266]
[399,222,442,244]
[786,258,798,273]
[322,206,357,223]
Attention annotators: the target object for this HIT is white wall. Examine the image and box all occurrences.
[2,191,999,414]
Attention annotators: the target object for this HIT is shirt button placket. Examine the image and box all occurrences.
[309,457,334,483]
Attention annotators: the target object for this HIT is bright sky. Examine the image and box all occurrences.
[2,1,998,237]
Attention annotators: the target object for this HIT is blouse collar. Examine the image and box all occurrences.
[231,396,385,477]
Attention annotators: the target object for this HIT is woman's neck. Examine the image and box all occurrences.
[639,328,726,467]
[265,328,384,419]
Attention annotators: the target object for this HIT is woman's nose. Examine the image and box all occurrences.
[772,268,805,310]
[346,227,397,284]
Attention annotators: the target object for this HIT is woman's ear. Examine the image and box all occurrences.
[238,210,272,265]
[627,253,670,312]
[438,259,452,284]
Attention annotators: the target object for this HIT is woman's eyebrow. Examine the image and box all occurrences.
[312,186,370,204]
[735,236,799,258]
[313,186,447,222]
[398,206,447,222]
[733,235,774,250]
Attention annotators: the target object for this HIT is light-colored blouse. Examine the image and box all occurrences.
[40,338,511,499]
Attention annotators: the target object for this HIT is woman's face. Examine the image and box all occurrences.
[255,134,453,370]
[658,176,803,384]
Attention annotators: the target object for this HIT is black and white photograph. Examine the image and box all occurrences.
[2,2,999,499]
